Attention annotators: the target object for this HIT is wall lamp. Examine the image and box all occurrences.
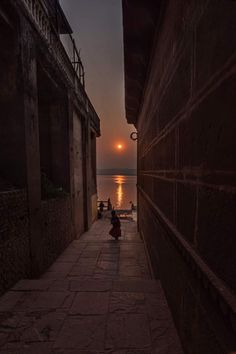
[130,132,138,141]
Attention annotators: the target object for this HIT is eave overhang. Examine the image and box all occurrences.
[122,0,162,125]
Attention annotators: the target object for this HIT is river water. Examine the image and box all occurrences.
[97,175,137,210]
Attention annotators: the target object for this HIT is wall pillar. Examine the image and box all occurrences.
[20,19,43,276]
[67,92,76,237]
[85,114,92,229]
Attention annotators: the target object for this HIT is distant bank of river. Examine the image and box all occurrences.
[97,175,137,210]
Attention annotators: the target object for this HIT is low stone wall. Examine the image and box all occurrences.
[0,193,74,294]
[0,189,30,295]
[41,196,73,270]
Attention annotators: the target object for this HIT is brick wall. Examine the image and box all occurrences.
[137,1,236,352]
[0,192,74,294]
[41,196,73,270]
[0,189,30,295]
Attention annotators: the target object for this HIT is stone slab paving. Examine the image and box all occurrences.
[0,218,183,353]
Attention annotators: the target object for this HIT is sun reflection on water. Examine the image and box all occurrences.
[114,175,126,209]
[97,175,136,210]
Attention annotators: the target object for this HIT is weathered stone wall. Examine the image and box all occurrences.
[0,190,30,295]
[0,8,26,188]
[41,196,73,270]
[37,64,70,194]
[137,1,236,353]
[73,110,85,236]
[0,0,100,294]
[0,192,74,294]
[91,193,98,223]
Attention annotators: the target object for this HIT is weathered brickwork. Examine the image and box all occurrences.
[0,192,74,295]
[41,197,73,271]
[124,0,236,352]
[0,190,30,295]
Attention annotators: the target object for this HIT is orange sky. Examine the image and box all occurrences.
[60,0,137,169]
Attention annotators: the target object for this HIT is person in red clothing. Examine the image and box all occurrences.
[109,210,121,240]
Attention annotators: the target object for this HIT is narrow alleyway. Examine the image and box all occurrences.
[0,217,183,353]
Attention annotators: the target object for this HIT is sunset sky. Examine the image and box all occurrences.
[60,0,137,169]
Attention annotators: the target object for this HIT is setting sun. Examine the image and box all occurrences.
[117,144,123,150]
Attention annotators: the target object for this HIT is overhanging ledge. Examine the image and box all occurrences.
[122,0,162,125]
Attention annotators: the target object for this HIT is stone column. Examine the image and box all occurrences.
[20,19,43,277]
[67,92,76,238]
[84,109,92,229]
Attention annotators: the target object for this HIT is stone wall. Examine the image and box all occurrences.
[0,0,100,294]
[0,8,26,188]
[0,191,74,294]
[0,189,30,295]
[73,110,85,236]
[41,196,73,270]
[91,193,98,223]
[137,1,236,353]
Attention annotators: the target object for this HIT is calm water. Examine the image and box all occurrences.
[97,175,137,210]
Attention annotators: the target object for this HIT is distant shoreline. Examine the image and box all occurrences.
[97,169,137,176]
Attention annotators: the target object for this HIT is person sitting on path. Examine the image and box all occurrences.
[109,210,121,240]
[99,201,104,212]
[130,201,135,211]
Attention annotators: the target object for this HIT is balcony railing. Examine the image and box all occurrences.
[60,34,85,87]
[21,0,84,87]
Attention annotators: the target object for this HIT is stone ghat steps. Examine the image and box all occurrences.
[0,218,183,353]
[0,278,183,353]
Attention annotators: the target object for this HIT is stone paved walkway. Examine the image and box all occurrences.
[0,217,183,353]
